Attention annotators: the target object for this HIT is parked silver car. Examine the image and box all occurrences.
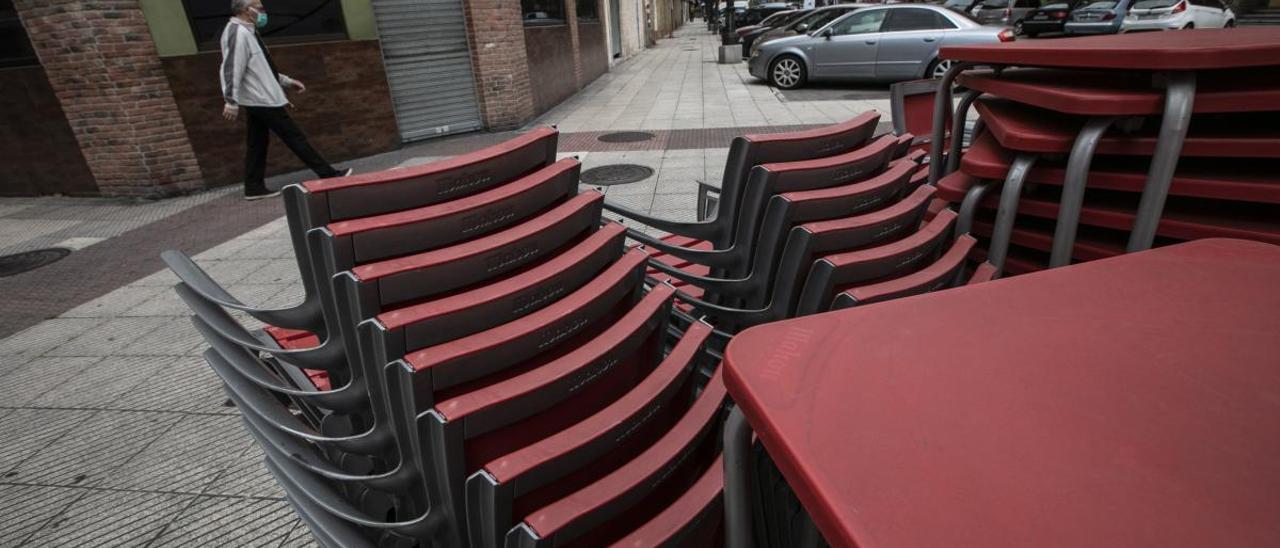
[748,5,1013,89]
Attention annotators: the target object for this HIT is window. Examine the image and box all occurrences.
[0,0,38,69]
[577,0,599,21]
[523,0,567,25]
[829,9,887,34]
[882,8,955,30]
[182,0,347,51]
[798,7,856,31]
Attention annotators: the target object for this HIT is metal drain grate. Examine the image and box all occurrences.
[598,131,656,143]
[581,164,655,186]
[0,248,71,277]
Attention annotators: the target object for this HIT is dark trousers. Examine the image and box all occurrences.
[244,106,339,192]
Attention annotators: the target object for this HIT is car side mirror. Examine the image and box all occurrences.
[795,23,810,32]
[820,27,834,39]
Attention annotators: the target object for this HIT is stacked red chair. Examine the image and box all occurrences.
[607,114,982,338]
[925,29,1280,278]
[168,130,729,547]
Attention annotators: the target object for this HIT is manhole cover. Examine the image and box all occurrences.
[581,164,655,186]
[0,248,71,277]
[598,131,656,143]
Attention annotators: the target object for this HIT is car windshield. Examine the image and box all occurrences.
[1076,0,1116,8]
[1038,2,1070,8]
[1131,0,1178,7]
[793,7,853,29]
[760,11,792,25]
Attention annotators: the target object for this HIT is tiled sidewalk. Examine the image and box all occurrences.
[0,23,890,546]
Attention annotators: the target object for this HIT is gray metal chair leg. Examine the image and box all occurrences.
[945,90,982,178]
[1127,71,1196,253]
[988,154,1037,274]
[956,180,992,236]
[928,61,977,185]
[1049,117,1117,268]
[724,405,755,548]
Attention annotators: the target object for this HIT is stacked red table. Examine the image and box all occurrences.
[929,29,1280,271]
[723,238,1280,547]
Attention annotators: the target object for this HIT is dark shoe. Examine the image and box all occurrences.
[244,187,282,201]
[322,167,353,179]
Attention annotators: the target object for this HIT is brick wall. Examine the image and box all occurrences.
[463,0,536,130]
[162,41,400,188]
[14,0,205,198]
[525,25,579,115]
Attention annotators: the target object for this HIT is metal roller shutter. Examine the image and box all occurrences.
[370,0,484,142]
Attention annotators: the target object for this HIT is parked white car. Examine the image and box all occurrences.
[1121,0,1235,31]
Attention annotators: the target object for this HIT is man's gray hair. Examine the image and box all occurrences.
[230,0,254,14]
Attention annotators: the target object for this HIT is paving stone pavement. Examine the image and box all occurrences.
[0,22,892,546]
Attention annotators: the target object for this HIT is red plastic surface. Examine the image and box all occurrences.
[351,192,601,282]
[725,238,1280,548]
[975,98,1280,157]
[985,190,1280,245]
[403,248,647,377]
[959,131,1280,204]
[524,369,729,538]
[837,235,976,306]
[746,112,880,146]
[376,222,626,331]
[301,127,557,193]
[755,133,896,181]
[941,28,1280,70]
[959,67,1280,115]
[326,158,578,237]
[609,455,724,548]
[967,261,998,285]
[485,322,712,484]
[436,284,674,423]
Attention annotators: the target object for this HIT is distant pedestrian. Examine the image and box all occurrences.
[219,0,351,201]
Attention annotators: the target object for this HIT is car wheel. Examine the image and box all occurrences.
[1013,20,1025,35]
[1224,19,1235,27]
[927,58,954,80]
[769,55,807,90]
[1183,22,1194,29]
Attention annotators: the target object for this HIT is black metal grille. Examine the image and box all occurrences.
[581,164,656,186]
[597,131,656,143]
[0,248,71,277]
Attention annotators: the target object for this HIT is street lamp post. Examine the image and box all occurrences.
[721,1,738,45]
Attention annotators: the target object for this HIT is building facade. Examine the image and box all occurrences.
[1,0,679,197]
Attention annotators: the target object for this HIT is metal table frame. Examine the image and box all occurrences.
[928,63,1196,274]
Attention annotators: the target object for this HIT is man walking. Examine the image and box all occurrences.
[220,0,351,200]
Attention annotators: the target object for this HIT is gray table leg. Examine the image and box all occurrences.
[956,180,992,236]
[945,90,982,178]
[988,154,1037,274]
[928,62,978,185]
[1127,71,1196,253]
[725,405,755,548]
[1049,117,1117,268]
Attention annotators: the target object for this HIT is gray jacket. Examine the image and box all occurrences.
[219,18,296,108]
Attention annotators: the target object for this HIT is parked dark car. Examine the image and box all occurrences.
[1064,0,1133,33]
[749,4,865,58]
[739,2,795,26]
[1020,0,1080,34]
[741,9,813,56]
[973,0,1044,33]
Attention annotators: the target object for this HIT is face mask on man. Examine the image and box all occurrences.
[249,6,269,28]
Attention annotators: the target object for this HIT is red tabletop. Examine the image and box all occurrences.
[941,28,1280,70]
[724,238,1280,548]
